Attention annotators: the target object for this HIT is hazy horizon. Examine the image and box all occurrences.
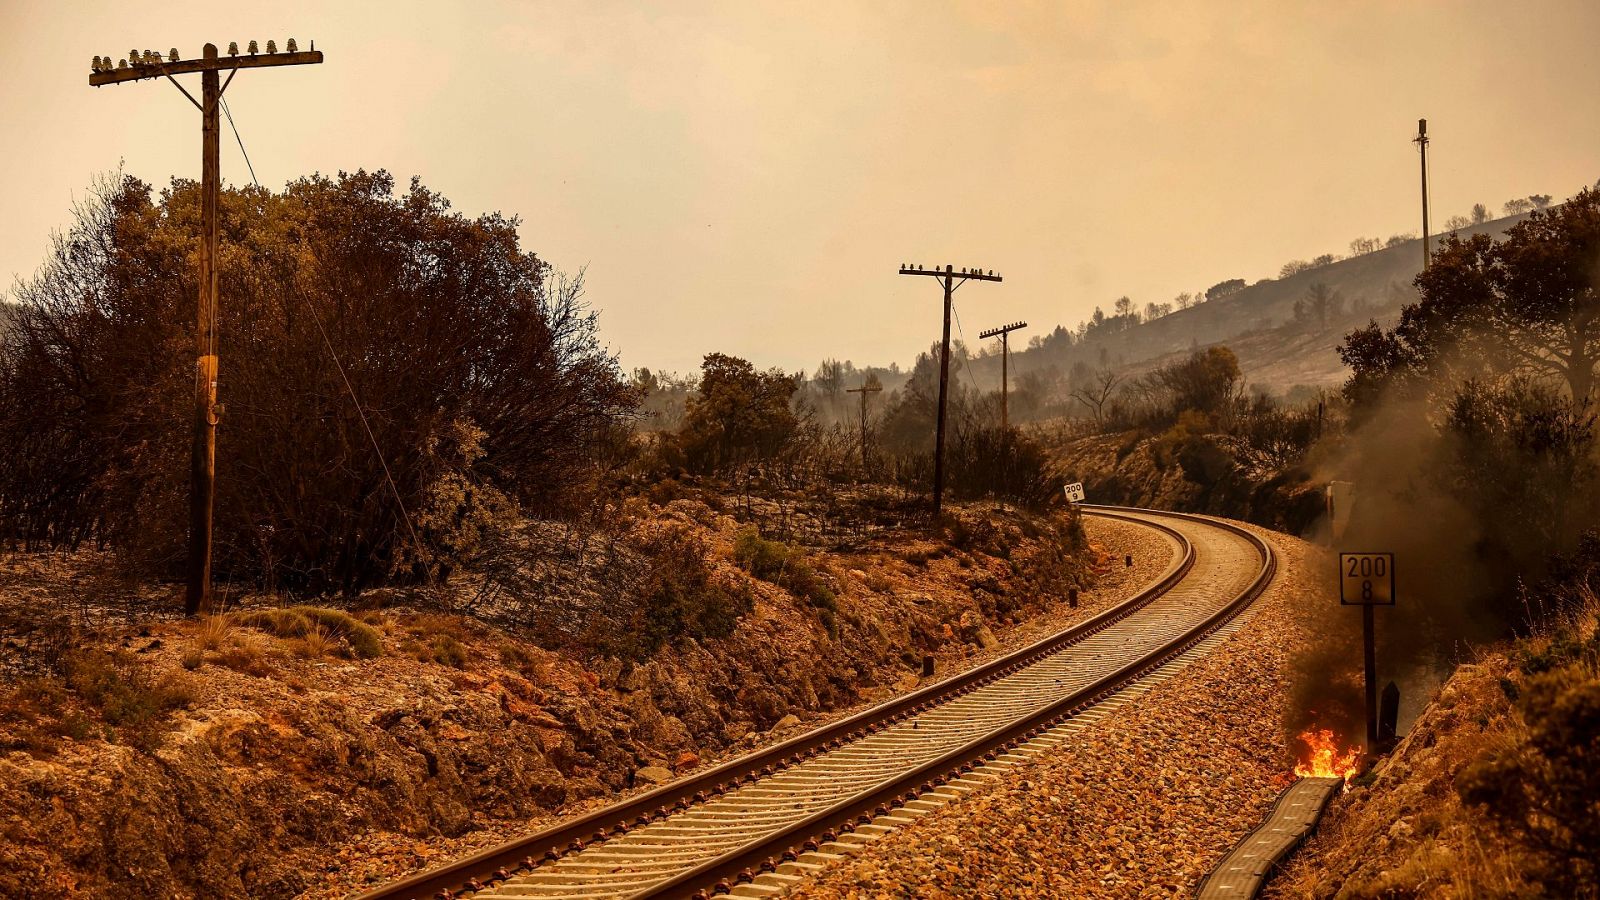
[3,0,1598,376]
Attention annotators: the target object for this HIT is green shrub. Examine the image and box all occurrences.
[593,526,754,662]
[733,529,835,611]
[1458,662,1600,897]
[60,650,195,750]
[430,634,468,668]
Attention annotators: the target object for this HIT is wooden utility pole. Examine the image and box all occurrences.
[90,39,324,615]
[897,263,1003,516]
[1415,118,1430,270]
[844,382,882,469]
[978,320,1026,429]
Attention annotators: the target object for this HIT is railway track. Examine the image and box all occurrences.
[360,506,1275,900]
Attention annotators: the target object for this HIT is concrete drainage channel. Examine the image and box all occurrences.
[1196,776,1343,899]
[357,507,1275,900]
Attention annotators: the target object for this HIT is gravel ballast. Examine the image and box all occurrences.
[788,521,1322,900]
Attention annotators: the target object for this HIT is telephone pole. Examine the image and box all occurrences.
[978,320,1027,429]
[89,39,324,615]
[897,263,1003,517]
[844,381,882,470]
[1415,118,1430,270]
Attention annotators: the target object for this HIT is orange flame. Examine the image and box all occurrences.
[1293,728,1361,779]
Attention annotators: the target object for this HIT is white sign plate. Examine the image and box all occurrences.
[1339,552,1395,605]
[1064,482,1086,503]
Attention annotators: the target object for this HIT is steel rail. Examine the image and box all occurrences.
[632,507,1275,899]
[358,507,1238,900]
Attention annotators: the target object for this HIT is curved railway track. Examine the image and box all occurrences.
[359,506,1276,900]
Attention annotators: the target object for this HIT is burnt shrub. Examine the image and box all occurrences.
[943,424,1061,509]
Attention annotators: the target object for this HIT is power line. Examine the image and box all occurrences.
[220,97,259,187]
[220,96,428,572]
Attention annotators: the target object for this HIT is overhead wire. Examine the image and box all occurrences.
[219,98,428,570]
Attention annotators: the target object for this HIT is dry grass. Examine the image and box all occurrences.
[294,623,334,659]
[232,606,383,659]
[195,614,232,652]
[211,633,272,677]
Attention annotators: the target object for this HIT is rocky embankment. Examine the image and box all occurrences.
[0,501,1124,899]
[1050,431,1325,536]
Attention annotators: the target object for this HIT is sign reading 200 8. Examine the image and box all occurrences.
[1339,552,1395,605]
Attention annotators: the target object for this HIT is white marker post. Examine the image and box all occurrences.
[1339,552,1395,750]
[1063,482,1085,504]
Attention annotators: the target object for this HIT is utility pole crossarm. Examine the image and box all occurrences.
[979,321,1027,430]
[90,48,324,86]
[899,263,1003,283]
[978,321,1027,341]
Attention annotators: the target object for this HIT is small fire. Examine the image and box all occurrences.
[1293,728,1361,779]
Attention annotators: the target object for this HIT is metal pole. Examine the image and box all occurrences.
[933,267,953,517]
[1363,603,1378,749]
[186,43,221,616]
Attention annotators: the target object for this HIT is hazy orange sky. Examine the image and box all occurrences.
[3,1,1597,375]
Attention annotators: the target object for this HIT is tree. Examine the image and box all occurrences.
[1174,292,1195,311]
[1350,236,1381,256]
[813,358,846,399]
[1296,282,1345,330]
[0,171,636,590]
[1529,193,1554,209]
[1137,346,1242,421]
[1280,259,1312,279]
[1505,197,1536,217]
[1144,301,1172,321]
[1206,278,1247,302]
[1069,369,1122,424]
[1471,203,1492,224]
[1387,232,1419,247]
[1444,215,1472,232]
[1113,296,1135,318]
[676,353,800,473]
[1339,187,1600,403]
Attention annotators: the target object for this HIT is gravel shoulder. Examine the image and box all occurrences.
[788,519,1325,900]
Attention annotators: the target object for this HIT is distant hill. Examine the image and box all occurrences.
[961,212,1533,396]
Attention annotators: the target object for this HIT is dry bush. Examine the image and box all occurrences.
[294,623,334,660]
[60,649,195,751]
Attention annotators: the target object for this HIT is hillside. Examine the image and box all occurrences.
[960,212,1532,396]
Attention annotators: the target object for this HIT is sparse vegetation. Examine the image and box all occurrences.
[232,606,384,659]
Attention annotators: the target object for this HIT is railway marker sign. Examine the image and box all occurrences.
[1063,482,1085,503]
[1338,551,1395,750]
[1339,552,1395,605]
